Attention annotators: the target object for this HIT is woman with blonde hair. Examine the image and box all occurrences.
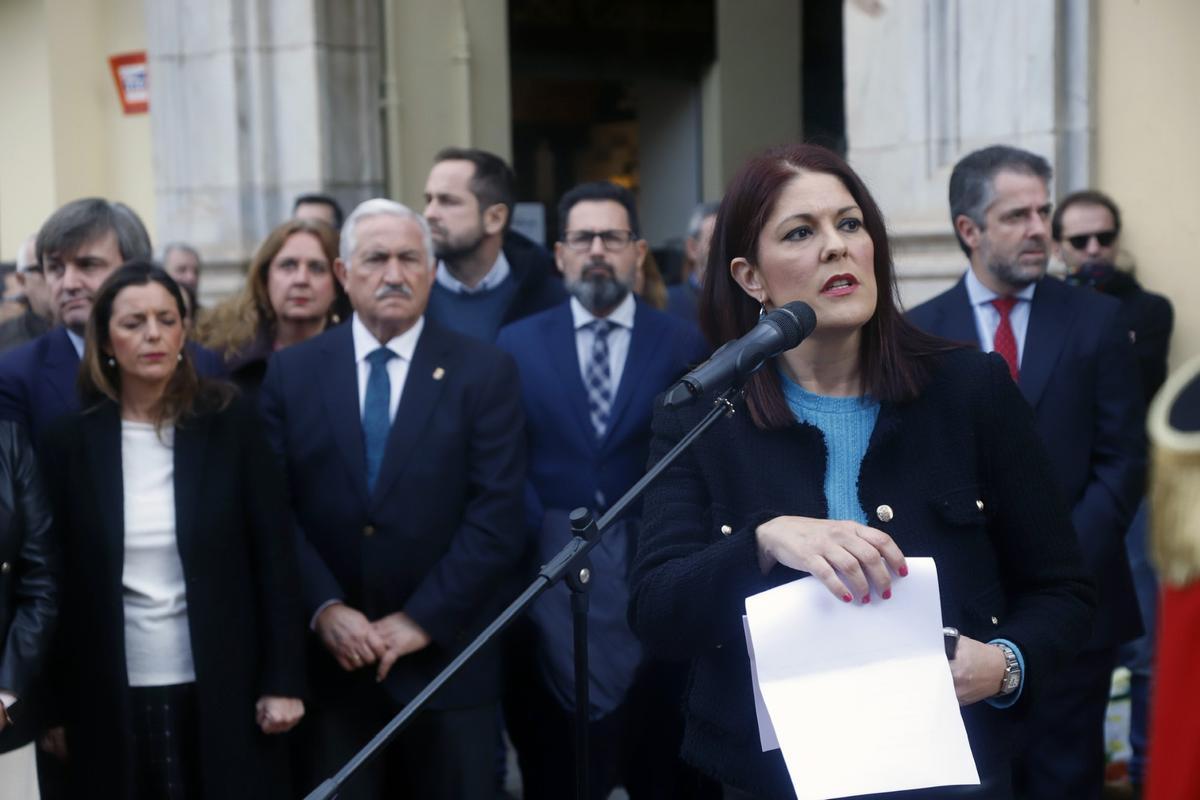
[196,218,346,392]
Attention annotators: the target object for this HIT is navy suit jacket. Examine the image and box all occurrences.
[0,327,226,445]
[496,301,708,712]
[259,319,526,709]
[908,274,1145,648]
[497,300,709,528]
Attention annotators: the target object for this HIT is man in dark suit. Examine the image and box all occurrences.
[665,201,718,325]
[422,147,565,341]
[908,145,1146,800]
[497,182,712,799]
[1053,188,1172,797]
[260,198,526,799]
[0,198,224,444]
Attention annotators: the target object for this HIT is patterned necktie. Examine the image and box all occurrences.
[991,297,1020,382]
[362,347,396,492]
[585,320,613,440]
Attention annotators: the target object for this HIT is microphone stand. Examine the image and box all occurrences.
[304,387,743,800]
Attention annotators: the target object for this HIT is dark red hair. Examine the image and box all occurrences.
[700,143,955,429]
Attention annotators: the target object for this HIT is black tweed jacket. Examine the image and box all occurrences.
[629,348,1096,800]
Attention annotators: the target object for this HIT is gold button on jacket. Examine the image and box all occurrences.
[875,504,894,523]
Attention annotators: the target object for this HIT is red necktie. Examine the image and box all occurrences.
[991,297,1020,382]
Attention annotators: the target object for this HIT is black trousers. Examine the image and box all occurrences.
[128,683,203,800]
[297,681,496,800]
[1013,646,1117,800]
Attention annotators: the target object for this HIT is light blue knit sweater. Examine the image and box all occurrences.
[779,371,880,523]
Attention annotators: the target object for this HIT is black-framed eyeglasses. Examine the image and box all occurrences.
[1066,230,1117,250]
[562,229,636,252]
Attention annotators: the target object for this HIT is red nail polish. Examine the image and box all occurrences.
[842,593,853,603]
[861,595,870,604]
[882,589,892,600]
[898,565,909,577]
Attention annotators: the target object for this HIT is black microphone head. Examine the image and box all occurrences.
[766,301,818,348]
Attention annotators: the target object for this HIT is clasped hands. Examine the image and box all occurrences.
[755,515,1007,706]
[315,602,431,682]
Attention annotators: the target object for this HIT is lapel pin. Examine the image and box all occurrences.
[432,367,445,381]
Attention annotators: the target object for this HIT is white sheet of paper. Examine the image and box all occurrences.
[742,615,779,751]
[743,557,979,800]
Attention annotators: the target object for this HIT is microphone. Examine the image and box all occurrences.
[665,301,817,407]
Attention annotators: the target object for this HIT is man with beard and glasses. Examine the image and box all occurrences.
[496,182,713,799]
[909,145,1146,800]
[422,148,565,341]
[260,199,526,799]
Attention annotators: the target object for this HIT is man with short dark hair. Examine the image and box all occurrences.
[293,192,345,230]
[0,236,53,353]
[498,182,711,799]
[0,198,224,442]
[160,242,202,294]
[422,147,564,340]
[909,146,1146,800]
[1053,189,1173,403]
[665,201,719,324]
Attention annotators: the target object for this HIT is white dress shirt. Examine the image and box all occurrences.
[66,328,85,358]
[571,293,636,391]
[435,250,511,294]
[351,313,424,424]
[963,268,1038,367]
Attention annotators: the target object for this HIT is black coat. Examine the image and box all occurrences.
[909,276,1145,648]
[500,229,567,326]
[40,396,305,799]
[628,349,1096,800]
[0,421,56,753]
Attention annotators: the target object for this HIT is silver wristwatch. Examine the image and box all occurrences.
[995,642,1021,696]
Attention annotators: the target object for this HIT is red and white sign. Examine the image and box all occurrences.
[109,51,149,114]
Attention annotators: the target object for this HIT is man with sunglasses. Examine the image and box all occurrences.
[496,182,711,799]
[910,145,1146,800]
[1054,190,1174,403]
[1053,189,1172,799]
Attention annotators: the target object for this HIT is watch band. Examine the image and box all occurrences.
[995,642,1021,696]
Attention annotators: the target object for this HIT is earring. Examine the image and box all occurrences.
[758,302,766,319]
[177,353,183,362]
[106,357,115,367]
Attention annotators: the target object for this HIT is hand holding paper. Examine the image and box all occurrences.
[743,557,979,800]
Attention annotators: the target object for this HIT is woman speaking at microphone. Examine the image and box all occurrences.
[40,263,305,799]
[628,144,1095,800]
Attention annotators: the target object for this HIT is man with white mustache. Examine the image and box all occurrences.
[909,145,1145,800]
[260,199,526,799]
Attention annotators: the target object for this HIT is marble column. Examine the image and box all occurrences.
[844,0,1093,309]
[145,0,384,302]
